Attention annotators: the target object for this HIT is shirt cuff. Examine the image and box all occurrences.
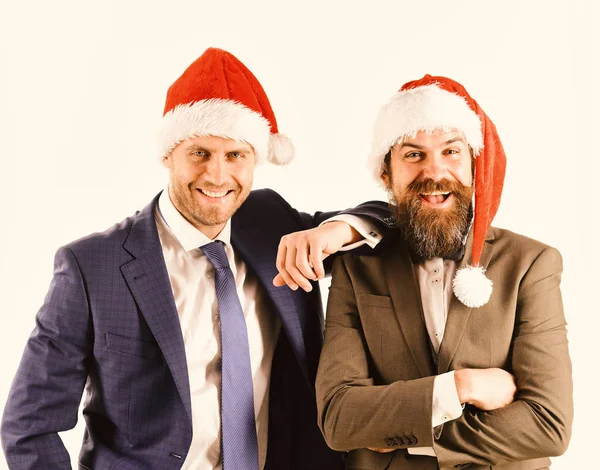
[320,214,382,250]
[432,371,463,428]
[407,447,437,457]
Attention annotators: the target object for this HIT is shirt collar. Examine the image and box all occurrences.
[158,187,232,252]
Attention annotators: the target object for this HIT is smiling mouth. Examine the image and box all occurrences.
[418,191,451,205]
[197,188,233,199]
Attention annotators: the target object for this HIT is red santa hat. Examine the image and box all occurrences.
[369,75,506,308]
[158,47,294,165]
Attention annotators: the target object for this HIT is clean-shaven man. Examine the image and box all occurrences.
[1,48,393,470]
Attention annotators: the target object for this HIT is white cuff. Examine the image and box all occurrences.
[321,215,382,250]
[407,446,437,456]
[406,373,462,457]
[432,371,463,428]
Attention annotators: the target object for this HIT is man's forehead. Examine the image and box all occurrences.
[399,130,467,149]
[183,135,254,152]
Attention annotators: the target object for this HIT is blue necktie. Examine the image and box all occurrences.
[200,241,259,470]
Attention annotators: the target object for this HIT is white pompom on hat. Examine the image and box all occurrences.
[370,75,507,308]
[158,47,294,165]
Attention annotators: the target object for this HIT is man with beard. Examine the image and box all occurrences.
[1,48,394,470]
[316,75,573,469]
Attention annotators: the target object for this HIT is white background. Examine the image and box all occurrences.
[0,0,597,468]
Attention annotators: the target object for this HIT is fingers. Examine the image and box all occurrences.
[295,240,319,282]
[367,448,395,453]
[285,245,313,292]
[272,273,286,287]
[309,245,327,280]
[472,368,518,410]
[507,373,518,402]
[498,369,517,402]
[274,237,315,292]
[273,225,343,291]
[275,243,299,290]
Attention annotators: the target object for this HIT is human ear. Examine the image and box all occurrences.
[380,169,390,189]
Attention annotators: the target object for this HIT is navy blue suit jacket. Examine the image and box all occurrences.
[1,189,391,469]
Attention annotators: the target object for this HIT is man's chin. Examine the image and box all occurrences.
[192,209,236,228]
[392,197,473,261]
[412,208,458,228]
[191,198,248,227]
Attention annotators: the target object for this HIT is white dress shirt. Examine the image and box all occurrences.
[156,190,280,470]
[407,257,463,457]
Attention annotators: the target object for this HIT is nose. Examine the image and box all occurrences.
[204,155,227,186]
[421,154,446,181]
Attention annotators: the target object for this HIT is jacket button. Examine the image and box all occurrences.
[385,438,394,446]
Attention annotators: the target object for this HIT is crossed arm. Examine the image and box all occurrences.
[433,248,573,466]
[316,247,573,466]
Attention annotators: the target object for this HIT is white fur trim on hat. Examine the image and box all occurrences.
[268,133,295,165]
[158,98,272,162]
[452,265,493,308]
[368,84,484,182]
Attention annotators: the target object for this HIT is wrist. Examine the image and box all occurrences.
[454,369,473,405]
[328,221,361,245]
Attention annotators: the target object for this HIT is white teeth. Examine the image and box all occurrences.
[421,191,450,196]
[201,189,228,198]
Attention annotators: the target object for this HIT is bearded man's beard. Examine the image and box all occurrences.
[391,178,473,261]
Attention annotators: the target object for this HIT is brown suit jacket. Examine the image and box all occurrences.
[316,227,573,470]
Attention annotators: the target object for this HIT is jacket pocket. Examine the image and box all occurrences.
[357,293,394,309]
[105,332,163,362]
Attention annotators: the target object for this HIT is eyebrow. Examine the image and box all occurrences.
[400,136,466,150]
[185,143,209,151]
[399,141,426,150]
[185,144,251,153]
[442,137,466,146]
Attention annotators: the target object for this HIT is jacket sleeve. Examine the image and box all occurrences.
[267,189,394,272]
[1,246,92,469]
[316,256,436,451]
[297,200,393,235]
[434,247,573,468]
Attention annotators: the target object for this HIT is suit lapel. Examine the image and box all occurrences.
[120,194,192,423]
[231,214,311,385]
[384,240,437,377]
[437,228,495,373]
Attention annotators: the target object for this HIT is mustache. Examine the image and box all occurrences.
[405,178,470,196]
[392,178,474,260]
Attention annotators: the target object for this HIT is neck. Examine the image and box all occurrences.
[194,222,226,240]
